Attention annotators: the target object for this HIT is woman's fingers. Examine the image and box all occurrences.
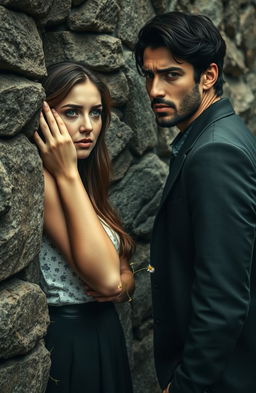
[52,109,69,136]
[41,101,61,138]
[39,111,55,142]
[34,131,46,151]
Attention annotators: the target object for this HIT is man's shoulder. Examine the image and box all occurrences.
[195,102,255,150]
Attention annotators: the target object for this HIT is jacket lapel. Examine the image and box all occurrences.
[158,98,235,209]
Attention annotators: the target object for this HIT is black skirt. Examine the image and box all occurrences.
[45,302,133,393]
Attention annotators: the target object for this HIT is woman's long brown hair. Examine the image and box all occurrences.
[43,62,135,260]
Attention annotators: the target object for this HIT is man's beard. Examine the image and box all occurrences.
[153,84,201,128]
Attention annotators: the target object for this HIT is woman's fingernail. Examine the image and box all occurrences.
[43,101,48,107]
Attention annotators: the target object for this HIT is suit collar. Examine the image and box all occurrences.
[159,98,235,206]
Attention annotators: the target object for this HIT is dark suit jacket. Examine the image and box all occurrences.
[151,98,256,393]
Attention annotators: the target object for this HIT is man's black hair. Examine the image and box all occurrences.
[134,11,226,96]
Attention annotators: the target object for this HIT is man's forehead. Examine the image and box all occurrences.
[142,46,183,68]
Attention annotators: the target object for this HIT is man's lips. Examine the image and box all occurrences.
[153,104,175,113]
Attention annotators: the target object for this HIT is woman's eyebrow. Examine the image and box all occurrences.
[60,104,83,109]
[60,103,103,109]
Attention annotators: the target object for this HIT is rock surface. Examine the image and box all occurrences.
[0,136,44,281]
[68,0,120,33]
[0,278,49,359]
[0,6,46,79]
[110,153,168,239]
[44,32,124,72]
[0,75,44,137]
[0,340,50,393]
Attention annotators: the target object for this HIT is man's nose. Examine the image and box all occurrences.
[148,77,165,98]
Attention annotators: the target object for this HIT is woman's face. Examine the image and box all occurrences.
[55,79,103,160]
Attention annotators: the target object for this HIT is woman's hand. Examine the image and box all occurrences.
[84,282,125,303]
[34,101,77,178]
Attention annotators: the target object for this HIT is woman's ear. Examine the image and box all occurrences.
[201,63,219,91]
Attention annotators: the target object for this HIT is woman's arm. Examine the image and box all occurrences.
[34,103,121,296]
[85,257,135,303]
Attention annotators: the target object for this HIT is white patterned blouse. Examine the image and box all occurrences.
[39,219,120,306]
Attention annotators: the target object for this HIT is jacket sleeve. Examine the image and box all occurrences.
[171,142,256,392]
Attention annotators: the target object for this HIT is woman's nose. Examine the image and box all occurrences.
[79,116,93,133]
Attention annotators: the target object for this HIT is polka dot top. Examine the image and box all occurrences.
[39,219,120,306]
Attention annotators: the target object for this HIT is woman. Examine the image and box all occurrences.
[34,62,135,393]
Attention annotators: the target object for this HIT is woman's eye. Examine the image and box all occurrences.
[64,109,78,118]
[90,109,102,119]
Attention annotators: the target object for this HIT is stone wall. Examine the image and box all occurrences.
[0,0,255,392]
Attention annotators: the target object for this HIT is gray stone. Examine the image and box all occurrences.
[0,74,44,137]
[0,135,44,281]
[0,340,50,393]
[175,0,195,12]
[39,0,71,26]
[151,0,174,14]
[189,0,224,27]
[132,332,159,393]
[224,76,254,116]
[0,278,49,359]
[97,71,129,107]
[116,0,155,49]
[111,149,134,182]
[123,51,158,156]
[68,0,119,33]
[223,0,239,39]
[240,5,256,68]
[0,0,53,17]
[224,34,247,77]
[110,153,168,238]
[17,255,41,284]
[0,6,46,79]
[106,112,134,160]
[156,126,177,159]
[43,32,124,72]
[0,161,12,217]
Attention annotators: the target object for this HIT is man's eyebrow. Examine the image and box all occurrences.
[142,66,183,74]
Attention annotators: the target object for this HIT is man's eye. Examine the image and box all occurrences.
[90,109,102,119]
[64,109,78,118]
[142,71,154,80]
[167,72,179,79]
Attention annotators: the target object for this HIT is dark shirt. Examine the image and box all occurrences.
[171,126,190,157]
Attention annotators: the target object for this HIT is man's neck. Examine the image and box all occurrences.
[178,92,221,132]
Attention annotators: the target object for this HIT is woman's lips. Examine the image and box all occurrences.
[75,139,93,148]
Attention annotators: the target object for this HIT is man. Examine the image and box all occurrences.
[134,11,256,393]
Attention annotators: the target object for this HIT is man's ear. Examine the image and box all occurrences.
[201,63,219,91]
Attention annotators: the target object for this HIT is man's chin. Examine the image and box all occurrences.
[156,115,178,128]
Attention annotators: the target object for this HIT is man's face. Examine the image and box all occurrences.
[142,47,202,130]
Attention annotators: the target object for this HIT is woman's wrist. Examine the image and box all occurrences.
[55,168,80,184]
